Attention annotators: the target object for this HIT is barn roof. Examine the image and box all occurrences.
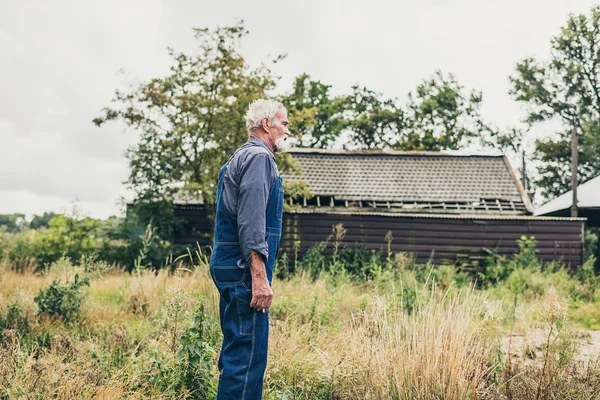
[535,175,600,216]
[284,149,534,215]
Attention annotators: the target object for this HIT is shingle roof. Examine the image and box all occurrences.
[283,149,533,215]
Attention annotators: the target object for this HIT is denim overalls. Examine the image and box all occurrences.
[210,143,283,400]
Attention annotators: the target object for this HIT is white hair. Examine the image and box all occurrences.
[245,99,287,134]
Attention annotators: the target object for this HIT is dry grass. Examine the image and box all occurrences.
[266,283,503,399]
[1,259,600,399]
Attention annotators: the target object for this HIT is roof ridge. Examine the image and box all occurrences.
[288,148,504,158]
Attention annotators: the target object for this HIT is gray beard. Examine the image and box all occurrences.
[274,136,292,152]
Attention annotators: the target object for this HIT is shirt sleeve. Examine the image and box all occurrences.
[236,152,276,265]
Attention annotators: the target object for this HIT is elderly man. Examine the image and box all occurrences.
[209,99,291,399]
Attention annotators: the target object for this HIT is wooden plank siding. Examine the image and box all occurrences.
[281,212,585,267]
[171,205,585,267]
[173,205,212,246]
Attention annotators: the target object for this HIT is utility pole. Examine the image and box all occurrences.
[521,149,527,192]
[571,116,578,218]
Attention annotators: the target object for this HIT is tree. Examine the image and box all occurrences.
[94,22,282,213]
[29,212,58,230]
[0,214,26,233]
[345,86,404,149]
[343,71,489,151]
[510,6,600,198]
[397,71,489,151]
[282,74,348,148]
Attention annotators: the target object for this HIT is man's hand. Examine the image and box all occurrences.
[249,250,273,312]
[250,276,273,312]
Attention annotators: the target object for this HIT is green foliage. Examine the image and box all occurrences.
[0,213,26,233]
[345,85,404,149]
[143,304,217,398]
[0,295,31,334]
[282,73,349,148]
[300,241,328,278]
[34,274,90,321]
[0,213,121,269]
[533,121,600,199]
[576,255,598,300]
[479,236,540,286]
[29,212,58,230]
[275,152,315,211]
[35,215,104,265]
[176,305,217,398]
[584,227,599,271]
[80,254,114,279]
[133,223,157,275]
[510,6,600,198]
[0,208,196,272]
[286,70,489,151]
[394,70,490,151]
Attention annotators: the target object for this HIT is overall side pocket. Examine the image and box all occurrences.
[235,282,255,336]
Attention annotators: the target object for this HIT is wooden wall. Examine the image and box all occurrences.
[281,212,585,267]
[171,205,585,267]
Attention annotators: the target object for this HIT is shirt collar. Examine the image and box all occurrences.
[247,136,274,157]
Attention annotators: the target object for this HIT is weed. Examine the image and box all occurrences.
[34,274,90,322]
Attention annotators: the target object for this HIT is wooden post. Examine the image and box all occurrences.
[521,150,527,191]
[571,116,578,218]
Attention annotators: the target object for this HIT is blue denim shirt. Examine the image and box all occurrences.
[221,136,278,264]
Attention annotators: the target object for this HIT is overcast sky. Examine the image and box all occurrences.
[1,0,597,219]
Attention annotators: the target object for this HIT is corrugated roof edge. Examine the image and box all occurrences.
[284,209,586,221]
[502,156,535,214]
[288,148,504,157]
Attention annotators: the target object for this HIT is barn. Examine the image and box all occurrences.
[277,149,586,267]
[170,149,586,267]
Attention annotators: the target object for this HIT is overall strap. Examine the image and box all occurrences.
[224,143,256,167]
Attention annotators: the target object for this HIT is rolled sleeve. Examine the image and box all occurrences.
[237,153,276,264]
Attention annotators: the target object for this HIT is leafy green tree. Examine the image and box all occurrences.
[284,71,488,152]
[0,213,26,233]
[343,71,489,151]
[345,85,404,149]
[29,212,57,230]
[93,22,282,212]
[396,71,489,151]
[510,6,600,198]
[282,74,349,148]
[36,215,103,265]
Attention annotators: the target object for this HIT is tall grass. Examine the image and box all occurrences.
[267,282,502,399]
[1,255,599,399]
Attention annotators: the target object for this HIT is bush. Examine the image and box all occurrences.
[142,304,217,398]
[478,236,540,287]
[338,243,380,278]
[300,241,327,278]
[584,227,599,272]
[0,295,31,334]
[34,274,90,321]
[176,304,217,398]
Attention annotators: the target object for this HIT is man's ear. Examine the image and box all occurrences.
[261,117,270,132]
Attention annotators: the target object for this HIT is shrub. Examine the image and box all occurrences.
[479,236,540,287]
[34,274,90,321]
[176,304,217,398]
[584,227,599,270]
[143,304,217,398]
[0,295,32,334]
[300,241,327,278]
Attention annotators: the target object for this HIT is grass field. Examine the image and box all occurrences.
[1,252,600,399]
